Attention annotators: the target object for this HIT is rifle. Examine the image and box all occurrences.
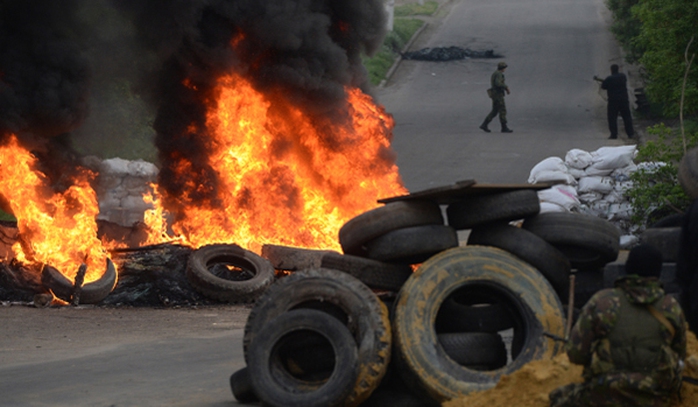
[593,75,603,83]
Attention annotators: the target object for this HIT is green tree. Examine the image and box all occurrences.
[632,0,698,116]
[605,0,643,62]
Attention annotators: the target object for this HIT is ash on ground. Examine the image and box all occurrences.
[402,47,500,61]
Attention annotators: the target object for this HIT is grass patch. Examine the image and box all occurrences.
[363,18,424,85]
[395,1,439,17]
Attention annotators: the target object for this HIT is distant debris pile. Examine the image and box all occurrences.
[402,47,500,61]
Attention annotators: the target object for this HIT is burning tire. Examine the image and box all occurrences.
[230,367,257,403]
[41,259,117,304]
[438,332,507,369]
[467,223,571,300]
[392,246,565,403]
[446,190,540,230]
[186,244,275,303]
[244,268,391,406]
[338,200,443,256]
[364,224,458,264]
[247,308,359,407]
[522,212,621,270]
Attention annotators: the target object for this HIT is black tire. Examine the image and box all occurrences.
[446,190,540,230]
[679,147,698,200]
[640,227,681,263]
[230,367,257,403]
[392,246,565,403]
[243,268,391,406]
[247,309,359,407]
[435,292,516,333]
[186,244,275,303]
[649,213,685,228]
[320,252,413,292]
[261,244,338,271]
[522,212,621,270]
[41,259,117,304]
[339,200,444,256]
[467,224,571,300]
[573,268,605,308]
[438,332,507,368]
[364,224,458,264]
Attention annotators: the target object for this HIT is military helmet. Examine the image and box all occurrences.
[498,62,508,69]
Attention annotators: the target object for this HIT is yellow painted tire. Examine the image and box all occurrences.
[392,246,566,404]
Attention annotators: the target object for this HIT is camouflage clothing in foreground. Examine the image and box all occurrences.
[549,275,687,407]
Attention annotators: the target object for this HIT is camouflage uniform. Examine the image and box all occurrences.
[481,67,510,131]
[549,275,687,407]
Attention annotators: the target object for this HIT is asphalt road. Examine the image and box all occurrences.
[0,0,631,406]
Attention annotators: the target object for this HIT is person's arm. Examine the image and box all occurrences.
[663,297,688,360]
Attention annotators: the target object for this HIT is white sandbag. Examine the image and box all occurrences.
[589,145,638,170]
[567,167,586,180]
[584,165,614,177]
[613,180,634,194]
[578,192,603,203]
[578,176,614,194]
[620,234,639,249]
[530,170,577,185]
[604,190,624,204]
[610,163,637,181]
[635,161,667,173]
[528,157,568,183]
[608,202,633,220]
[538,185,580,211]
[565,149,593,169]
[540,201,568,213]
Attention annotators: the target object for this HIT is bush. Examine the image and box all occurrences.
[394,1,439,17]
[627,123,698,226]
[363,18,424,85]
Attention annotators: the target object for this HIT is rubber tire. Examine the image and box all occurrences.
[261,244,338,271]
[392,246,565,404]
[467,223,571,300]
[640,227,681,263]
[649,213,685,228]
[230,367,258,403]
[364,224,458,264]
[320,252,413,292]
[522,212,621,270]
[437,332,507,368]
[41,259,117,304]
[243,268,391,407]
[339,200,444,256]
[435,293,516,333]
[186,244,275,303]
[247,309,359,407]
[679,147,698,200]
[446,190,540,230]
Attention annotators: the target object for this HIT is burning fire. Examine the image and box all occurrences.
[0,135,109,283]
[147,72,406,253]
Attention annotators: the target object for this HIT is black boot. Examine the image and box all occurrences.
[479,122,491,133]
[502,126,513,133]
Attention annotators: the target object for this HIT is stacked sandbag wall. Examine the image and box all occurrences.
[528,145,642,248]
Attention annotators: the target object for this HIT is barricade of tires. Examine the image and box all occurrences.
[227,184,622,406]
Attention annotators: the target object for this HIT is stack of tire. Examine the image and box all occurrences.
[229,187,622,406]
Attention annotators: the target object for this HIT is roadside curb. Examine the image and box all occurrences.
[379,22,429,88]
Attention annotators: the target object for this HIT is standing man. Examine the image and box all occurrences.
[596,64,635,139]
[480,61,513,133]
[549,244,687,407]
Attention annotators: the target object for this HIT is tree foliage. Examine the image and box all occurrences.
[624,0,698,116]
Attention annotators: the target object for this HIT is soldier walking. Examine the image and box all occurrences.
[549,244,687,407]
[480,61,513,133]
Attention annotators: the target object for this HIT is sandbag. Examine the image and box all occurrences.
[565,149,593,170]
[578,176,614,194]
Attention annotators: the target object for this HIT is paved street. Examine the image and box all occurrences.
[0,0,634,405]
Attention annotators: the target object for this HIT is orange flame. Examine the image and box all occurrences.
[147,73,405,253]
[0,135,109,283]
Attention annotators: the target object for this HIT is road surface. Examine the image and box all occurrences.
[0,0,633,405]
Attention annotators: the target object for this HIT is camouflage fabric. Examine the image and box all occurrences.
[484,70,508,125]
[549,275,687,407]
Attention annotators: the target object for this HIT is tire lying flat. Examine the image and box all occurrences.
[186,244,275,303]
[446,190,540,230]
[522,212,621,270]
[339,200,444,256]
[247,309,359,407]
[364,224,458,264]
[392,246,565,404]
[243,268,391,407]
